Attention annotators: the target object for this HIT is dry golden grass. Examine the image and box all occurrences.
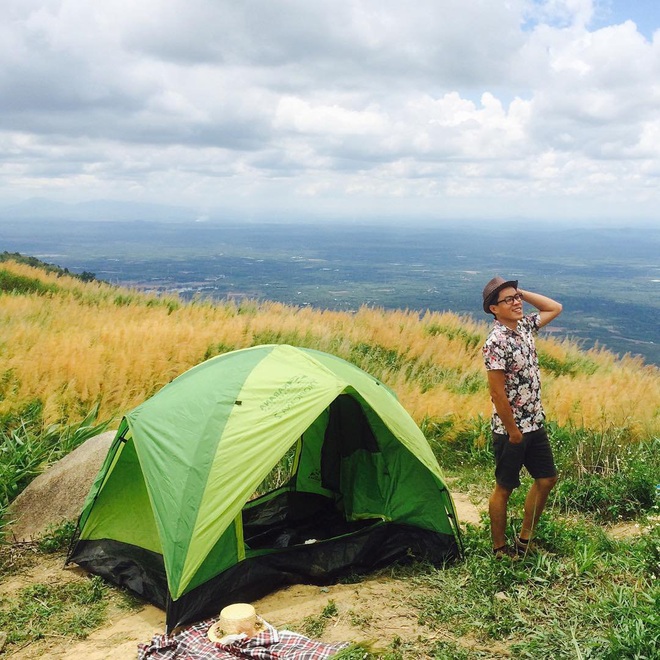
[1,259,658,439]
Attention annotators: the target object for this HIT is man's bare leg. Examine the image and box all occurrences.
[519,476,558,541]
[489,483,513,549]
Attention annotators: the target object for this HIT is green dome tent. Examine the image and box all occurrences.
[67,345,461,631]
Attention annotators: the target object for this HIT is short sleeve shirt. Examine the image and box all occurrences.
[482,313,544,434]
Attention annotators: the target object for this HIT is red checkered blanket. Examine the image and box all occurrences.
[137,618,349,659]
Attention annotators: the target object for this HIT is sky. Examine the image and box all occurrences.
[1,0,659,225]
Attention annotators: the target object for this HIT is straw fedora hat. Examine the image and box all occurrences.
[208,603,261,643]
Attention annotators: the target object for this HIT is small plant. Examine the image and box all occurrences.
[428,639,471,659]
[333,642,375,659]
[321,600,338,618]
[602,584,660,658]
[348,608,373,629]
[301,599,338,638]
[38,520,77,553]
[572,541,600,577]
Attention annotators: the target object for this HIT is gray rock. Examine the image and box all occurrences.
[5,430,115,542]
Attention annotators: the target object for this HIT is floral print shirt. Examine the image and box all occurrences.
[482,313,544,434]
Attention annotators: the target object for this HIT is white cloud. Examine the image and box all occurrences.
[0,0,659,222]
[274,97,388,136]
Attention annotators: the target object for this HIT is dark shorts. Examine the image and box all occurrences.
[492,426,557,490]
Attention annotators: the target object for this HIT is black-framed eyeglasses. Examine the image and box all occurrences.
[496,293,523,305]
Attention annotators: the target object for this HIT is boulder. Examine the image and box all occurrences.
[5,430,115,542]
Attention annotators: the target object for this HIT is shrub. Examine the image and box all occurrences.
[554,469,656,521]
[0,269,59,296]
[551,427,659,520]
[38,520,77,553]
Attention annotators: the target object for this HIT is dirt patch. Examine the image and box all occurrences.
[255,578,428,648]
[605,520,649,540]
[0,553,74,600]
[4,568,431,659]
[451,492,485,527]
[455,633,511,657]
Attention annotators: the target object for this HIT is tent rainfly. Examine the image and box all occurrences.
[67,345,462,631]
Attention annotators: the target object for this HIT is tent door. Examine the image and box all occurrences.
[321,394,378,492]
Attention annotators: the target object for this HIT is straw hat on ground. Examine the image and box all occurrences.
[208,603,262,643]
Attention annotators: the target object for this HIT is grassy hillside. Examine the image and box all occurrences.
[0,257,659,658]
[1,258,658,438]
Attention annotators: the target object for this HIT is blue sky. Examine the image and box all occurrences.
[599,0,660,38]
[0,0,659,225]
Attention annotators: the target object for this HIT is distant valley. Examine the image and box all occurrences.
[2,219,658,366]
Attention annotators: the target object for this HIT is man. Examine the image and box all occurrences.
[481,276,563,558]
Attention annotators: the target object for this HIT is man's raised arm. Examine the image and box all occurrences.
[518,289,562,328]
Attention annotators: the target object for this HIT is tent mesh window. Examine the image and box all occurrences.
[251,443,299,498]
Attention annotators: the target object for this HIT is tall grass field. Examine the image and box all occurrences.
[0,256,658,658]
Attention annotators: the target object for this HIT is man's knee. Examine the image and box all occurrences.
[536,475,558,493]
[490,483,513,504]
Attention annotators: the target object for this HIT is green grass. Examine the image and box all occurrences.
[0,575,109,648]
[37,520,78,554]
[407,522,659,658]
[349,342,407,374]
[549,424,659,521]
[0,268,60,296]
[0,547,144,656]
[425,416,660,521]
[424,323,483,353]
[537,350,599,377]
[301,599,339,638]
